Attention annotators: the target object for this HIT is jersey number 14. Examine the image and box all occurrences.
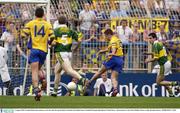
[34,25,45,37]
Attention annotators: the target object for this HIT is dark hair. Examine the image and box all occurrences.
[58,16,67,24]
[120,19,127,25]
[104,29,113,35]
[148,33,157,40]
[35,7,44,18]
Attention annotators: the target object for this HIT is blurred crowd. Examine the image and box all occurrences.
[0,0,180,74]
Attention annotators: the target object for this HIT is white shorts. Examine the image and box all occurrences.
[152,61,172,76]
[56,52,72,75]
[0,64,11,82]
[60,52,72,62]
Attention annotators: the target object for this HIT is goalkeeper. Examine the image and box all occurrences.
[51,16,88,97]
[0,40,11,95]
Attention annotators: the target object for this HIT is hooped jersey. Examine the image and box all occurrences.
[54,25,82,52]
[153,40,169,65]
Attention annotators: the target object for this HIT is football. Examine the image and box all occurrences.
[67,82,77,91]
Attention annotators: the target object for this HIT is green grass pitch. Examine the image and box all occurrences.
[0,96,180,108]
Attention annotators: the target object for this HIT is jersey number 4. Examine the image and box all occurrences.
[34,25,45,37]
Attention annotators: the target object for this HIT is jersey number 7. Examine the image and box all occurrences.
[34,25,45,37]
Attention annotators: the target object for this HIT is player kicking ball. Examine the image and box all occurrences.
[21,7,55,101]
[88,29,124,97]
[145,33,180,97]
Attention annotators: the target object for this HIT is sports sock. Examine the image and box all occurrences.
[33,87,40,96]
[54,88,58,92]
[171,81,178,86]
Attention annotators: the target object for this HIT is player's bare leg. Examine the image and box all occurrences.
[60,60,89,92]
[89,65,107,87]
[57,53,88,86]
[38,68,46,95]
[156,74,178,97]
[31,62,41,101]
[111,71,118,97]
[51,63,62,97]
[91,65,107,80]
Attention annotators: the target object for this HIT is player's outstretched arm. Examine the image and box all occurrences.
[97,49,108,56]
[145,58,157,63]
[143,52,154,56]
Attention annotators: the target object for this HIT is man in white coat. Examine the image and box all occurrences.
[93,72,112,96]
[0,40,11,93]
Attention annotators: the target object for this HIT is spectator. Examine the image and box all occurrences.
[116,19,133,69]
[0,22,16,70]
[110,1,128,18]
[1,4,12,19]
[79,2,96,40]
[131,22,140,42]
[116,19,133,54]
[93,72,112,96]
[147,0,155,11]
[86,24,99,73]
[172,30,180,40]
[155,0,166,9]
[100,23,111,42]
[94,3,107,20]
[85,24,98,42]
[129,0,146,17]
[10,4,21,19]
[20,4,33,24]
[165,0,179,10]
[131,23,142,69]
[156,24,168,41]
[78,3,97,74]
[143,24,156,42]
[94,3,108,31]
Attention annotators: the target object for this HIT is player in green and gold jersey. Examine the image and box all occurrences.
[145,33,179,97]
[51,16,88,97]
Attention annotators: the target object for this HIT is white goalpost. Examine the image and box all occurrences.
[0,0,51,96]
